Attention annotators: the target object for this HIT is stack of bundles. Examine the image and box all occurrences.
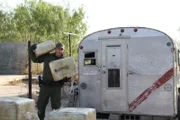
[34,40,55,57]
[0,97,35,120]
[49,57,78,81]
[48,107,96,120]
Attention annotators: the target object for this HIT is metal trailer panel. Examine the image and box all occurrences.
[78,40,102,111]
[128,36,174,116]
[78,27,177,117]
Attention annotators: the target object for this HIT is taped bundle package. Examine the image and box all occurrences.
[0,97,35,120]
[48,107,96,120]
[49,57,78,81]
[35,40,55,57]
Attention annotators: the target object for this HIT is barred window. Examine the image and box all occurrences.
[108,69,120,87]
[84,52,96,66]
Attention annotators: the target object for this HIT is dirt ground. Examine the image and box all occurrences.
[0,81,70,120]
[0,81,119,120]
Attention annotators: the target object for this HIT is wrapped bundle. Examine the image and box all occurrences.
[48,107,96,120]
[0,97,35,120]
[49,57,78,81]
[24,112,39,120]
[35,40,55,57]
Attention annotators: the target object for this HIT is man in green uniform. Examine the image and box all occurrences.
[31,42,69,120]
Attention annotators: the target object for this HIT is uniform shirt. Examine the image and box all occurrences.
[30,47,65,84]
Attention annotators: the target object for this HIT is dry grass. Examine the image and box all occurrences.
[8,79,23,85]
[7,78,38,86]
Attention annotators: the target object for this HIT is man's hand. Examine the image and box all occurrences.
[31,44,37,51]
[38,75,43,87]
[64,77,71,81]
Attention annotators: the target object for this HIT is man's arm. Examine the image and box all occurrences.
[30,44,48,63]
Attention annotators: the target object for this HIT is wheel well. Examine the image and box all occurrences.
[178,87,180,94]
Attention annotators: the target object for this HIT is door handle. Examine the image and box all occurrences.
[102,71,106,74]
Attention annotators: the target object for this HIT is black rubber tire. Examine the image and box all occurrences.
[96,113,110,119]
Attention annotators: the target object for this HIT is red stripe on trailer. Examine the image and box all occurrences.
[129,68,174,112]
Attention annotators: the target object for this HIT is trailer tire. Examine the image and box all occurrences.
[96,113,110,119]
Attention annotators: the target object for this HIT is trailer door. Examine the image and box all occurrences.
[101,39,128,112]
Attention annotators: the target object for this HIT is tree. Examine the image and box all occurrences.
[0,4,17,42]
[0,0,88,59]
[62,6,87,58]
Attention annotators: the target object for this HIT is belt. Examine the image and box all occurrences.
[42,81,62,86]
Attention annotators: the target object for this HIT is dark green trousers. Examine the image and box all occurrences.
[37,85,61,120]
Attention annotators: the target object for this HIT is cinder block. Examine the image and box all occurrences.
[48,107,96,120]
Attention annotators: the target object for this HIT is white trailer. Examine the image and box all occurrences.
[76,27,180,120]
